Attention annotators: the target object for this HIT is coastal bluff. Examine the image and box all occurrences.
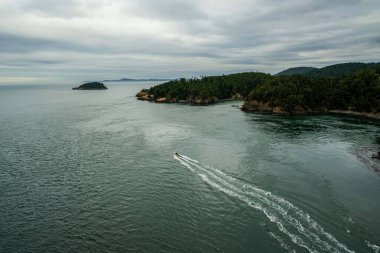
[136,89,241,105]
[72,82,108,90]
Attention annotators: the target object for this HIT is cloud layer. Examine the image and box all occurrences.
[0,0,379,83]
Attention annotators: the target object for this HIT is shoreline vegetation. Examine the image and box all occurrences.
[136,72,271,104]
[136,62,380,120]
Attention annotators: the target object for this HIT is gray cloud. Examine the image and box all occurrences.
[0,0,379,83]
[130,0,207,21]
[0,32,91,53]
[18,0,112,18]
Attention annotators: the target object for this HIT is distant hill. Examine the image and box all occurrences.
[102,78,173,82]
[277,62,380,78]
[276,67,317,76]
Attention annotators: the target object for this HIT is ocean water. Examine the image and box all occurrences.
[0,82,379,253]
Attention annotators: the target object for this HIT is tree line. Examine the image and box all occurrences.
[143,62,380,113]
[249,68,380,113]
[147,72,271,100]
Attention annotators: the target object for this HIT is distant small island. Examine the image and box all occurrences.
[102,78,172,82]
[72,82,108,90]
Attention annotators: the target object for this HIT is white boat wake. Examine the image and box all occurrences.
[366,241,380,253]
[174,154,355,253]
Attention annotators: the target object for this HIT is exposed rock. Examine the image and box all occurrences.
[273,106,290,115]
[242,100,310,115]
[136,91,148,97]
[293,105,306,115]
[155,97,168,103]
[136,89,155,101]
[242,99,328,116]
[186,96,218,105]
[72,82,107,90]
[241,100,273,113]
[136,88,246,105]
[137,95,153,101]
[232,93,243,100]
[242,98,380,121]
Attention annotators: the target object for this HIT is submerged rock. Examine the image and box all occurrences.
[72,82,108,90]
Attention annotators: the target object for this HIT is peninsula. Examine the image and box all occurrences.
[136,62,380,119]
[136,72,271,104]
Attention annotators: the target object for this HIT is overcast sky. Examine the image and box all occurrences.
[0,0,379,84]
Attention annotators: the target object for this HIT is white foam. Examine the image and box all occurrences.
[366,241,380,253]
[269,232,294,252]
[185,159,349,252]
[199,171,315,253]
[173,155,194,172]
[180,155,200,164]
[175,155,355,253]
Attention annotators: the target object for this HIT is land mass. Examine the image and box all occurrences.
[72,82,108,90]
[136,62,380,119]
[242,65,380,119]
[136,72,271,104]
[102,78,173,82]
[276,62,380,78]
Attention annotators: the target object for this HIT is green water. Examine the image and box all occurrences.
[0,83,379,252]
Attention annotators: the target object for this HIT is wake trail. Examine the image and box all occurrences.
[175,155,354,253]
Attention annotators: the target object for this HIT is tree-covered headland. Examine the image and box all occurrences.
[244,68,380,115]
[136,62,380,117]
[136,72,271,104]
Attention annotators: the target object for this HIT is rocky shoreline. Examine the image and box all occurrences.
[241,99,380,121]
[136,90,243,105]
[241,99,380,168]
[328,110,380,121]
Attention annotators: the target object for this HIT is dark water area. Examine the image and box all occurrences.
[0,83,379,252]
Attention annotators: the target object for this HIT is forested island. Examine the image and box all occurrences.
[73,82,108,90]
[136,62,380,119]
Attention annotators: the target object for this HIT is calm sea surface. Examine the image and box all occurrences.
[1,82,380,252]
